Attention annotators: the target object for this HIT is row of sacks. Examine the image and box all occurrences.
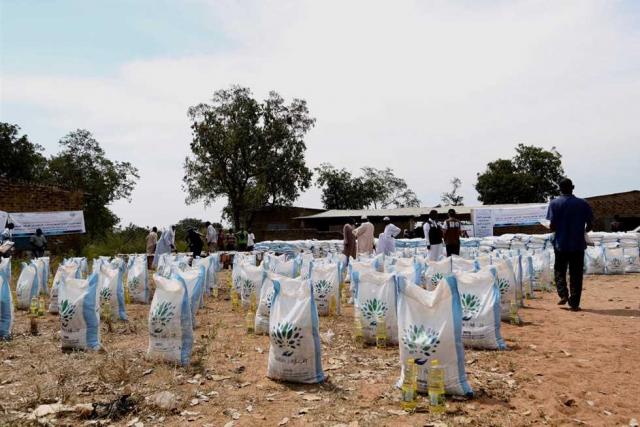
[232,252,508,394]
[584,246,640,274]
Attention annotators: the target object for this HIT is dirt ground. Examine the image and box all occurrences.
[1,272,639,427]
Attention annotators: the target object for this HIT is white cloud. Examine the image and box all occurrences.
[2,0,639,226]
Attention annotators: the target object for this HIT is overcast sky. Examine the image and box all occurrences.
[2,0,639,228]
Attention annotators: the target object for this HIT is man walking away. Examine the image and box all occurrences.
[186,228,204,258]
[30,228,47,258]
[443,209,463,256]
[382,216,401,255]
[247,230,255,252]
[354,215,375,255]
[424,210,444,261]
[547,178,593,311]
[146,227,158,269]
[343,218,357,262]
[205,221,218,253]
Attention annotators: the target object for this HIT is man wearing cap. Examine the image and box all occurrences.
[377,217,401,255]
[353,215,375,254]
[546,178,593,312]
[423,210,444,260]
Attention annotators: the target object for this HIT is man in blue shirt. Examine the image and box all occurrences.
[546,178,593,311]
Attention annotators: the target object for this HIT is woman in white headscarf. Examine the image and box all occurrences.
[152,225,176,268]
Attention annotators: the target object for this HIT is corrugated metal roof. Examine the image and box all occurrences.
[296,205,473,219]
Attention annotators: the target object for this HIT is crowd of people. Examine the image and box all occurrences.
[0,222,47,259]
[145,223,255,268]
[342,208,467,262]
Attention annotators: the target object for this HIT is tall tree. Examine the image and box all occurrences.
[361,167,420,209]
[475,144,564,204]
[441,177,464,206]
[184,86,315,229]
[0,122,48,181]
[47,129,139,237]
[315,164,420,209]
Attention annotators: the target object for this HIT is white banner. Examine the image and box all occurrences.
[472,204,548,237]
[8,211,86,237]
[0,211,7,230]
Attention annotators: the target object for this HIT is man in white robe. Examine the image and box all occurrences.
[423,210,444,261]
[376,217,400,255]
[153,225,176,268]
[354,215,375,254]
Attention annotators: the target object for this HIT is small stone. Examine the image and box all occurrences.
[604,410,612,416]
[586,400,594,407]
[302,394,322,401]
[190,399,199,406]
[147,391,179,411]
[278,417,289,426]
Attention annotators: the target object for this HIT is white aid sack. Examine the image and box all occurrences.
[390,258,423,286]
[584,246,605,275]
[624,247,640,273]
[127,255,149,304]
[492,258,518,320]
[309,262,341,316]
[255,274,278,335]
[49,262,81,313]
[269,258,301,278]
[268,277,324,384]
[455,268,506,350]
[451,256,477,273]
[34,257,50,296]
[99,264,127,321]
[58,274,101,351]
[16,262,39,310]
[0,268,13,340]
[425,258,453,291]
[396,275,473,397]
[174,266,205,328]
[351,270,398,345]
[605,248,625,275]
[193,256,216,293]
[148,274,193,366]
[237,263,265,309]
[530,252,552,290]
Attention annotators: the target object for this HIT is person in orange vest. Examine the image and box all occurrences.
[442,209,467,257]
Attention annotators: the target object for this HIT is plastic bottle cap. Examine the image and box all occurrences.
[431,359,439,366]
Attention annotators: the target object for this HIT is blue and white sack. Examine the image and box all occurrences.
[391,258,423,286]
[492,258,518,320]
[193,256,216,294]
[99,264,127,321]
[584,246,605,275]
[396,275,473,397]
[58,274,101,351]
[624,247,640,273]
[267,277,324,384]
[34,257,50,296]
[351,270,398,345]
[270,258,301,278]
[16,262,39,310]
[455,267,506,350]
[424,258,453,291]
[309,262,341,316]
[236,263,265,309]
[127,255,149,304]
[604,248,625,275]
[1,258,11,283]
[173,265,205,327]
[0,268,13,340]
[148,274,193,366]
[49,262,81,314]
[255,273,279,335]
[530,251,552,290]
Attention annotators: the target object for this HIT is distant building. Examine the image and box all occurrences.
[585,190,640,231]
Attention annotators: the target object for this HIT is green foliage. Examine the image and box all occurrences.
[441,177,464,206]
[174,217,205,244]
[475,144,564,204]
[0,122,48,181]
[315,164,420,210]
[46,129,139,238]
[82,223,148,259]
[183,86,315,229]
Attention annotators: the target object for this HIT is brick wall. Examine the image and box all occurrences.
[585,191,640,231]
[0,178,85,253]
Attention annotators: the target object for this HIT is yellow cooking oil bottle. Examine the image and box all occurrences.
[375,315,387,348]
[428,359,445,414]
[401,359,417,412]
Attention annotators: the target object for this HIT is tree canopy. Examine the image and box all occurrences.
[0,122,48,181]
[183,86,314,229]
[475,144,564,204]
[315,164,420,210]
[46,129,139,237]
[441,177,464,206]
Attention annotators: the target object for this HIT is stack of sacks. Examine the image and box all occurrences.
[586,232,605,246]
[601,233,621,249]
[620,233,640,273]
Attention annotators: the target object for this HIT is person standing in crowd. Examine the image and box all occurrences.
[424,210,444,260]
[413,215,425,239]
[343,218,357,261]
[225,229,236,251]
[1,222,14,243]
[236,228,248,251]
[30,228,47,258]
[247,230,256,252]
[353,215,375,254]
[186,228,204,258]
[377,216,400,255]
[217,228,226,251]
[443,209,465,256]
[610,215,622,232]
[153,225,176,268]
[547,178,593,312]
[146,226,158,269]
[205,221,218,253]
